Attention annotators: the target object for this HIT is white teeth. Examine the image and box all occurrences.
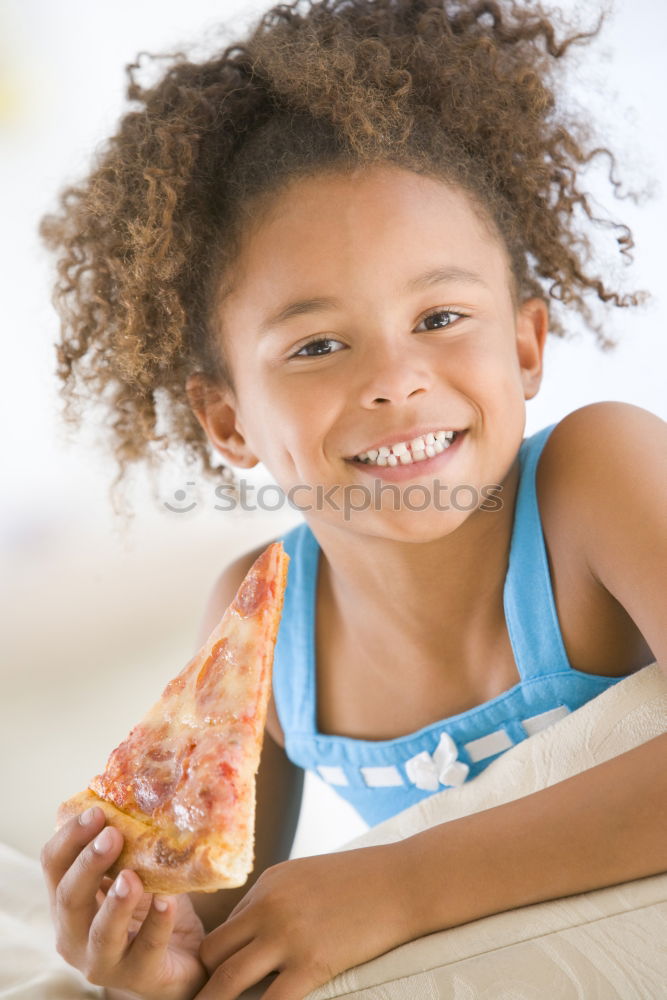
[353,429,461,465]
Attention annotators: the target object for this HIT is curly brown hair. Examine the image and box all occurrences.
[40,0,646,509]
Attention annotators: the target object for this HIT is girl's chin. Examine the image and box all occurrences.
[321,506,472,543]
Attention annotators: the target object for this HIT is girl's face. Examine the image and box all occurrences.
[200,164,547,541]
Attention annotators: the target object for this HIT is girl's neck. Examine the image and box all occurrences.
[309,457,521,667]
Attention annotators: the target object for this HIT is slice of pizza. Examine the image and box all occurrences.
[57,541,289,894]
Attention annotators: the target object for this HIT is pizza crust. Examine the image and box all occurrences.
[57,788,251,894]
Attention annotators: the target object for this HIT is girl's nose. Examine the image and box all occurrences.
[358,346,432,407]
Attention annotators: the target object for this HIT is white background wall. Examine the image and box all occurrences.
[1,0,665,860]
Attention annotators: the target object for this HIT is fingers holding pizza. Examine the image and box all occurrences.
[41,806,207,1000]
[42,804,115,959]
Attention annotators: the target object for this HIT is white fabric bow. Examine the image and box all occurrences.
[405,732,470,791]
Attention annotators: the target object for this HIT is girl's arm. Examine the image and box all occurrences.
[396,402,664,927]
[401,401,667,932]
[194,733,667,1000]
[401,731,667,938]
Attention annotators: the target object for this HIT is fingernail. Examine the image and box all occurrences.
[153,896,169,912]
[93,828,114,854]
[113,873,129,898]
[80,807,98,826]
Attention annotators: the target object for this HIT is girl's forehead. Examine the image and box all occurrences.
[223,164,510,302]
[251,164,494,237]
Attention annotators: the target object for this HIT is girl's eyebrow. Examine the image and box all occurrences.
[259,265,488,334]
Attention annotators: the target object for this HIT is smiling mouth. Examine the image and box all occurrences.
[351,430,462,467]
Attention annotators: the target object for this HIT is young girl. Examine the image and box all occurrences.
[40,0,666,998]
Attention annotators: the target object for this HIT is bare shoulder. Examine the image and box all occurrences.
[197,540,288,745]
[537,401,666,527]
[535,402,663,676]
[539,401,665,474]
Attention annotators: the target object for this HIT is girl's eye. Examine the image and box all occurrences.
[293,337,345,358]
[415,308,467,332]
[291,310,466,358]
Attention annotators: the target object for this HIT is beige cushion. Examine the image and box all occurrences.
[300,662,667,999]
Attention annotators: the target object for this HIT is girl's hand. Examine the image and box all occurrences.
[196,845,411,1000]
[41,807,207,1000]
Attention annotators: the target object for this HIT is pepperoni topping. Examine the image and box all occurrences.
[231,571,270,618]
[196,638,233,707]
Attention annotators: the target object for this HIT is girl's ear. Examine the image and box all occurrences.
[515,297,549,400]
[186,374,260,469]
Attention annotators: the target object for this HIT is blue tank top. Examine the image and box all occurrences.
[272,424,627,826]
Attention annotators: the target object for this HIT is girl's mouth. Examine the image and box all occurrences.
[347,430,466,480]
